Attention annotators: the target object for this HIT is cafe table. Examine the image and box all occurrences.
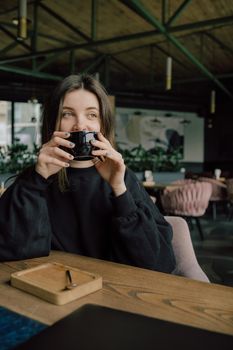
[1,250,233,335]
[142,181,184,191]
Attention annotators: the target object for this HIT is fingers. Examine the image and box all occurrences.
[91,147,114,158]
[37,131,75,169]
[49,131,75,148]
[92,147,124,166]
[91,132,124,163]
[96,132,109,142]
[38,151,70,168]
[38,145,73,166]
[39,144,74,160]
[105,151,113,157]
[91,133,110,152]
[91,132,111,150]
[53,131,70,138]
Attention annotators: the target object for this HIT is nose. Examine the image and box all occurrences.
[72,118,86,132]
[72,125,86,131]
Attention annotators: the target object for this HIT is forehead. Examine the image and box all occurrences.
[62,89,99,109]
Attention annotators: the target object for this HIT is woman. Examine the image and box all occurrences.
[0,74,175,273]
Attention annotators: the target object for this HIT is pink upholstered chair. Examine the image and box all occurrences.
[198,177,227,220]
[161,181,212,240]
[226,178,233,220]
[165,216,209,282]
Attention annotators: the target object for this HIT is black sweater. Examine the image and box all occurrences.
[0,166,176,273]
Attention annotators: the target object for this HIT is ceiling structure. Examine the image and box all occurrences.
[0,0,233,112]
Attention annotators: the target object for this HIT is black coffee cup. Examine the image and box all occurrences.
[66,131,98,160]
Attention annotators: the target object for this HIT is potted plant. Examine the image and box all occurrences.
[0,139,39,186]
[117,144,183,182]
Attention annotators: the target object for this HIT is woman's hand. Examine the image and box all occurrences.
[35,131,74,179]
[91,133,126,196]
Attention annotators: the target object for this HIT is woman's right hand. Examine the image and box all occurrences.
[35,131,74,179]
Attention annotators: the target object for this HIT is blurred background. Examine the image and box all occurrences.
[0,0,233,285]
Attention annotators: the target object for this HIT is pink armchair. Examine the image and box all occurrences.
[226,178,233,220]
[165,216,209,282]
[198,177,227,219]
[161,181,212,240]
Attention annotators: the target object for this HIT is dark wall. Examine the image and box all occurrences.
[116,87,233,176]
[204,94,233,175]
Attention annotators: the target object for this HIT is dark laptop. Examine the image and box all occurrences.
[15,303,233,350]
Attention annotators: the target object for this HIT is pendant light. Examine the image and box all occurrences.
[18,0,27,40]
[209,28,216,115]
[210,89,216,114]
[166,56,172,91]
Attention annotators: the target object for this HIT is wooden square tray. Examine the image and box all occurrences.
[10,262,102,305]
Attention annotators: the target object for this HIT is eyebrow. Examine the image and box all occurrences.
[62,106,99,111]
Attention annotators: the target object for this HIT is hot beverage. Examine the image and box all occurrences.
[66,131,98,160]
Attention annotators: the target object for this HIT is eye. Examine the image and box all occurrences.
[87,112,98,119]
[62,111,74,118]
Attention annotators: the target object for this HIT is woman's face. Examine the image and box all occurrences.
[60,89,101,133]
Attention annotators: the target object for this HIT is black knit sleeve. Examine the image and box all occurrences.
[110,169,176,273]
[0,169,52,261]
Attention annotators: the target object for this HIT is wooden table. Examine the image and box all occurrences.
[0,186,5,196]
[1,251,233,336]
[143,181,184,191]
[143,181,166,189]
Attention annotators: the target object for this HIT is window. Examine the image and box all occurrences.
[0,100,42,150]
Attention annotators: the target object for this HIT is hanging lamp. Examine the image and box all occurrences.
[18,0,27,40]
[210,89,216,114]
[165,56,172,90]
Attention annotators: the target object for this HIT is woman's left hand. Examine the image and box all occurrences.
[91,133,126,196]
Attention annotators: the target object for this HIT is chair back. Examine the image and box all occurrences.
[226,178,233,201]
[165,216,209,282]
[161,181,212,217]
[198,177,227,201]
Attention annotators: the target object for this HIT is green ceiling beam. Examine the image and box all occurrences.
[0,55,107,81]
[113,42,190,71]
[39,2,91,42]
[36,52,64,71]
[0,24,31,51]
[204,32,233,57]
[0,41,19,55]
[31,0,39,53]
[91,0,97,40]
[166,0,193,27]
[1,14,233,65]
[154,71,233,86]
[31,0,39,71]
[0,14,228,44]
[120,0,233,99]
[0,22,75,45]
[0,1,35,16]
[0,64,62,80]
[82,54,105,73]
[161,0,168,24]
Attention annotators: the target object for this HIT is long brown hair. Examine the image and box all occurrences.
[42,74,115,144]
[41,74,115,191]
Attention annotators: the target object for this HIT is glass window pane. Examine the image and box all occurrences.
[14,102,42,149]
[0,101,12,148]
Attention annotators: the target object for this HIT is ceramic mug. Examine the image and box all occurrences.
[65,131,98,160]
